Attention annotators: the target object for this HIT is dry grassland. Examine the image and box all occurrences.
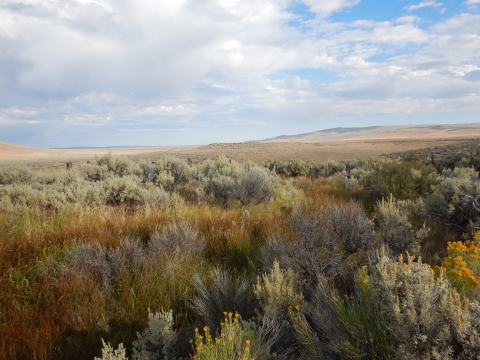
[1,124,480,171]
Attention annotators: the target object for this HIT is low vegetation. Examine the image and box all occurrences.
[1,141,480,359]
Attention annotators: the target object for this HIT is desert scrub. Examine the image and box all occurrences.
[261,201,377,284]
[290,250,480,359]
[441,232,480,299]
[254,260,305,319]
[375,195,429,256]
[0,164,33,185]
[425,166,480,235]
[131,309,179,360]
[191,313,271,360]
[190,268,256,330]
[362,152,440,201]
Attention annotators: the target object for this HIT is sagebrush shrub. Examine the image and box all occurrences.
[156,156,191,185]
[363,153,440,201]
[0,165,33,185]
[227,168,277,205]
[290,249,480,359]
[254,260,305,319]
[190,268,255,330]
[191,312,277,360]
[148,222,205,258]
[95,339,127,360]
[425,167,480,235]
[261,202,377,282]
[132,309,178,360]
[103,175,144,206]
[64,241,112,290]
[375,195,428,256]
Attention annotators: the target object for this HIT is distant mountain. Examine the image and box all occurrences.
[253,123,480,142]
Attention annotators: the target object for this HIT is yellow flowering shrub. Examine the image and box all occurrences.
[441,231,480,298]
[191,312,264,360]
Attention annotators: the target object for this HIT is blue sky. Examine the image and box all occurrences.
[0,0,479,147]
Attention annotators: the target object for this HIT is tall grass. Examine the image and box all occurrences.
[0,189,295,359]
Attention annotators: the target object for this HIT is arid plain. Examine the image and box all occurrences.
[1,123,480,171]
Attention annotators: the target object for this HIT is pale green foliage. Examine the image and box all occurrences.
[77,162,111,182]
[362,153,440,201]
[64,181,107,207]
[0,165,33,185]
[0,183,68,213]
[0,154,281,212]
[148,221,205,258]
[368,251,480,359]
[141,186,177,209]
[284,158,311,177]
[132,309,178,360]
[154,171,175,191]
[425,167,480,234]
[316,159,346,177]
[156,155,192,185]
[375,195,428,255]
[291,250,480,359]
[194,156,278,205]
[227,168,278,205]
[95,339,127,360]
[254,260,305,318]
[110,156,141,177]
[103,175,145,206]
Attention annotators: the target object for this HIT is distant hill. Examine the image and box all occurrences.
[255,123,480,142]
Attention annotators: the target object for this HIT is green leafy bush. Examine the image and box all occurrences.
[363,153,440,201]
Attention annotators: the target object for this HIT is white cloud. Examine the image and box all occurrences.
[0,0,480,146]
[302,0,360,17]
[464,0,480,4]
[405,1,443,11]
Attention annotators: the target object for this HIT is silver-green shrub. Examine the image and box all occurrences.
[375,195,428,256]
[95,339,127,360]
[103,175,144,206]
[148,222,205,258]
[227,168,277,205]
[64,241,112,290]
[425,167,480,235]
[64,181,107,207]
[156,156,191,185]
[254,260,305,318]
[0,165,33,185]
[77,162,111,182]
[261,202,377,281]
[132,309,178,360]
[291,250,480,359]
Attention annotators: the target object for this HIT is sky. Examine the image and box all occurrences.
[0,0,480,147]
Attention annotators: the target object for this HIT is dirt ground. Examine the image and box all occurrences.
[1,124,480,171]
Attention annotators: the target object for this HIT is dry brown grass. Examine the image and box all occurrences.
[2,125,480,172]
[0,197,295,359]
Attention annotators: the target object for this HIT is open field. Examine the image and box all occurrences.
[2,124,480,172]
[2,129,480,359]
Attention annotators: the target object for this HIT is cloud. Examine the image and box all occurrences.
[405,1,443,11]
[0,0,480,146]
[302,0,360,17]
[464,0,480,4]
